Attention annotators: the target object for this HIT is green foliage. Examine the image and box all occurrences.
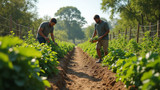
[91,36,98,43]
[0,30,75,89]
[109,34,128,50]
[84,24,95,39]
[116,52,160,90]
[34,43,59,77]
[151,35,160,55]
[55,6,86,43]
[101,0,160,23]
[0,36,49,90]
[23,30,36,44]
[0,0,38,36]
[140,53,160,90]
[140,31,160,55]
[101,0,160,38]
[56,40,75,56]
[108,33,160,89]
[102,48,135,73]
[78,40,105,58]
[78,31,160,89]
[54,30,68,41]
[126,39,141,53]
[23,31,75,77]
[91,36,99,41]
[46,39,75,58]
[103,0,160,52]
[78,41,98,58]
[55,6,86,26]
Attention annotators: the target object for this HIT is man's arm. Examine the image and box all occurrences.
[38,28,49,40]
[90,30,97,42]
[91,30,97,39]
[98,30,110,40]
[50,33,55,42]
[51,33,58,45]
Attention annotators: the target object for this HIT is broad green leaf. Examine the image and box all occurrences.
[141,70,153,81]
[0,52,9,62]
[43,80,51,87]
[0,52,13,69]
[0,37,22,49]
[14,47,41,57]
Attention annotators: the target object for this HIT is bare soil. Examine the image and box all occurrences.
[46,47,127,90]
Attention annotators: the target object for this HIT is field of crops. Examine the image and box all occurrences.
[78,31,160,90]
[0,31,75,90]
[1,30,160,90]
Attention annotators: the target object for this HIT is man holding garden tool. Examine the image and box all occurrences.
[37,18,57,45]
[90,15,110,63]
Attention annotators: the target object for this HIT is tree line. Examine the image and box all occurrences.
[0,0,114,44]
[101,0,160,33]
[2,0,158,43]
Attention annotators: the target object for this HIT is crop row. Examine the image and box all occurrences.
[0,31,75,90]
[78,31,160,90]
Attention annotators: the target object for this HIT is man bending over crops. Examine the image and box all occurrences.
[90,15,110,63]
[37,18,57,44]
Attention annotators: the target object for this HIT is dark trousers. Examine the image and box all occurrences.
[37,37,46,44]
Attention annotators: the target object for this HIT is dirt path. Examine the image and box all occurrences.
[65,47,103,90]
[62,47,126,90]
[47,47,126,90]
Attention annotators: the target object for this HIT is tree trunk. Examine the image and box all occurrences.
[141,14,144,36]
[159,14,160,22]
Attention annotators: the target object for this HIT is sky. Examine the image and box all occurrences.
[36,0,112,27]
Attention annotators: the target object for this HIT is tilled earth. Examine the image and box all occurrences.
[46,47,127,90]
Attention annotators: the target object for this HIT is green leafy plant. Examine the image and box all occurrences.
[91,36,98,43]
[0,36,50,90]
[23,30,36,45]
[47,39,75,58]
[140,52,160,90]
[78,41,98,58]
[34,43,59,77]
[23,32,75,77]
[78,32,160,90]
[126,39,141,53]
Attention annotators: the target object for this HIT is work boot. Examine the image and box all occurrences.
[96,58,102,63]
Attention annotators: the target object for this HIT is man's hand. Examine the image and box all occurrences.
[44,37,49,41]
[54,42,58,45]
[90,30,97,42]
[98,36,103,41]
[52,40,58,45]
[89,38,93,42]
[47,40,50,43]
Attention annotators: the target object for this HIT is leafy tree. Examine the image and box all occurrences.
[101,0,160,34]
[54,30,68,41]
[42,15,51,22]
[101,0,160,23]
[54,19,66,31]
[0,0,38,36]
[55,6,87,43]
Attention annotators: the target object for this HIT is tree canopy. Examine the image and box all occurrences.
[0,0,38,36]
[101,0,160,33]
[55,6,86,43]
